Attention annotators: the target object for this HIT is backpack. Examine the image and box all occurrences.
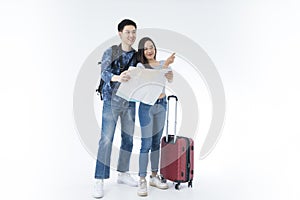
[96,45,136,100]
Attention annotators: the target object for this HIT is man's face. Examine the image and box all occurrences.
[119,25,136,46]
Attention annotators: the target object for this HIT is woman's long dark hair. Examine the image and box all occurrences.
[136,37,157,64]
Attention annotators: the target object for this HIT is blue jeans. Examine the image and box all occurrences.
[95,96,136,179]
[138,97,167,177]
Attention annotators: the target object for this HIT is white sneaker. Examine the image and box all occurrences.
[137,179,148,196]
[149,175,168,189]
[93,179,104,198]
[117,172,138,187]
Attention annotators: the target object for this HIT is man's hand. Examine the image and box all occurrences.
[118,70,131,82]
[112,70,131,82]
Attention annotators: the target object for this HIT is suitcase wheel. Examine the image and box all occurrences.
[160,176,167,183]
[188,180,193,188]
[175,183,180,190]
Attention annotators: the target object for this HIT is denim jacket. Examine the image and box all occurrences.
[100,45,137,101]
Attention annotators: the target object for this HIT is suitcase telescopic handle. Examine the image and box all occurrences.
[166,95,178,143]
[167,95,178,101]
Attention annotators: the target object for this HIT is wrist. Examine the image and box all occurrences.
[111,75,120,82]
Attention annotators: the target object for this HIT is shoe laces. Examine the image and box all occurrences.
[152,174,166,183]
[122,172,135,180]
[95,179,103,185]
[95,182,103,191]
[139,179,147,188]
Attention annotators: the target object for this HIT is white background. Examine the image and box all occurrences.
[1,0,300,199]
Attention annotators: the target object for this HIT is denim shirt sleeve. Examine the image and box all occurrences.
[101,47,114,83]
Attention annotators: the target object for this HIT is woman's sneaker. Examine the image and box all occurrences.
[149,175,168,189]
[137,179,148,196]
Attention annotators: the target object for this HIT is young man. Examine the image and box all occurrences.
[93,19,138,198]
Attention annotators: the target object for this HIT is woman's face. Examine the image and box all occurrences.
[144,40,156,61]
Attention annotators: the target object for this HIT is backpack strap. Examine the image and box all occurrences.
[96,45,136,100]
[97,45,119,65]
[96,45,119,99]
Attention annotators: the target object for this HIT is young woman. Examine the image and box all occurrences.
[136,37,175,196]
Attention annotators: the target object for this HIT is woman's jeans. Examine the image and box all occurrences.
[138,97,167,177]
[95,97,136,179]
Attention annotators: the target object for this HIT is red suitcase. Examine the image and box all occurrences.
[160,95,194,190]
